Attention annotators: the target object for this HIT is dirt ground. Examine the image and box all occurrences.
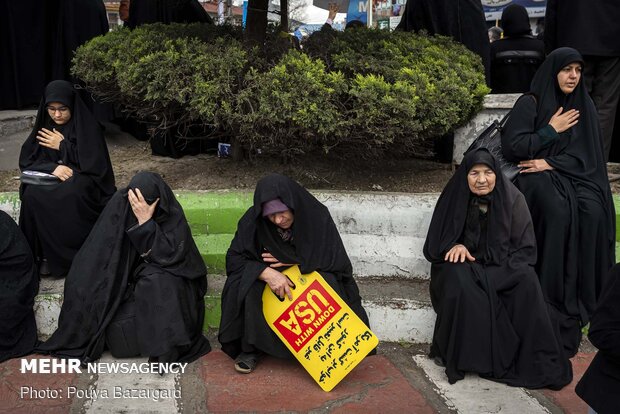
[0,123,455,193]
[3,122,620,193]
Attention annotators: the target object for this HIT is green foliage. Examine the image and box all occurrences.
[72,23,488,158]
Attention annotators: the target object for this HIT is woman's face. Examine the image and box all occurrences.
[46,101,72,125]
[557,62,582,95]
[267,209,294,230]
[467,163,496,196]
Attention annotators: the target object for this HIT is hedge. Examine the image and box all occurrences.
[72,23,489,158]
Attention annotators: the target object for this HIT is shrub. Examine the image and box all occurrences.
[73,24,488,159]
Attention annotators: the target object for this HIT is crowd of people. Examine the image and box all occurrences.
[1,0,619,412]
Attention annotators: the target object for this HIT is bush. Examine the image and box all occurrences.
[72,23,245,132]
[73,24,488,159]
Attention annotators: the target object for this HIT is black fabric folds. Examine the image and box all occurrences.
[395,0,490,83]
[501,48,615,356]
[0,0,47,109]
[576,264,620,414]
[50,0,109,82]
[0,211,39,363]
[18,80,115,278]
[544,0,620,57]
[127,0,213,28]
[36,172,211,363]
[423,148,572,389]
[218,174,370,359]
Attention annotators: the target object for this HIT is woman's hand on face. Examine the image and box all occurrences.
[36,128,64,150]
[259,267,295,300]
[518,159,553,173]
[52,165,73,181]
[548,107,579,133]
[444,244,475,263]
[128,188,159,226]
[261,252,295,268]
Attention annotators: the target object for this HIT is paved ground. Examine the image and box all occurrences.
[0,337,594,414]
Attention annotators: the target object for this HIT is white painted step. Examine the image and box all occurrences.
[413,355,551,414]
[84,353,180,414]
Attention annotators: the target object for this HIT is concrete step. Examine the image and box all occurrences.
[34,276,436,344]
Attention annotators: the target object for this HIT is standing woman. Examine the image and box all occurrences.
[19,80,115,277]
[502,47,615,356]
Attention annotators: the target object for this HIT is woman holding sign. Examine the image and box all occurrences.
[424,148,572,389]
[219,174,370,374]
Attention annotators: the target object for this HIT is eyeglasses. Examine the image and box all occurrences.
[46,106,70,114]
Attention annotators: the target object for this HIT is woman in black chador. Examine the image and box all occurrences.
[19,80,115,277]
[501,47,615,357]
[37,172,211,364]
[0,211,39,363]
[576,264,620,414]
[219,174,370,374]
[424,148,572,389]
[490,4,545,93]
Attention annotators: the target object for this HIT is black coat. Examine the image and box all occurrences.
[36,172,211,363]
[396,0,490,83]
[127,0,213,28]
[576,264,620,414]
[19,80,115,277]
[0,211,39,363]
[218,174,370,359]
[501,48,615,356]
[545,0,620,57]
[424,148,572,389]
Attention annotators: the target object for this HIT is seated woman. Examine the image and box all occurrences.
[19,80,115,277]
[576,264,620,414]
[37,172,211,364]
[501,47,615,356]
[424,148,572,389]
[0,211,38,363]
[219,173,370,374]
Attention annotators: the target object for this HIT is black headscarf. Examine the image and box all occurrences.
[501,4,532,37]
[36,172,207,362]
[0,211,39,363]
[527,48,611,207]
[424,148,533,267]
[127,0,213,28]
[19,80,115,196]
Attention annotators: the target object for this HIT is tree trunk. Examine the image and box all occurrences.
[280,0,289,31]
[245,0,269,46]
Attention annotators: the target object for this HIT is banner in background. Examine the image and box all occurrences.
[482,0,547,21]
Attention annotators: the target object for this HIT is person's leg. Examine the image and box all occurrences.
[584,56,620,161]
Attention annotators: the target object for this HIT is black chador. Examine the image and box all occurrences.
[0,211,39,363]
[424,148,572,389]
[127,0,213,29]
[19,80,116,277]
[576,264,620,414]
[218,174,370,360]
[36,172,211,364]
[396,0,490,82]
[502,48,615,356]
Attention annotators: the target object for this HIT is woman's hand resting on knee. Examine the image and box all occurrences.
[518,159,553,173]
[444,244,475,263]
[52,165,73,181]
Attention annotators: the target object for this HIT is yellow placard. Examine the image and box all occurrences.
[262,265,379,392]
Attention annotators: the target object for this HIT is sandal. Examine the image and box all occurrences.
[234,352,261,374]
